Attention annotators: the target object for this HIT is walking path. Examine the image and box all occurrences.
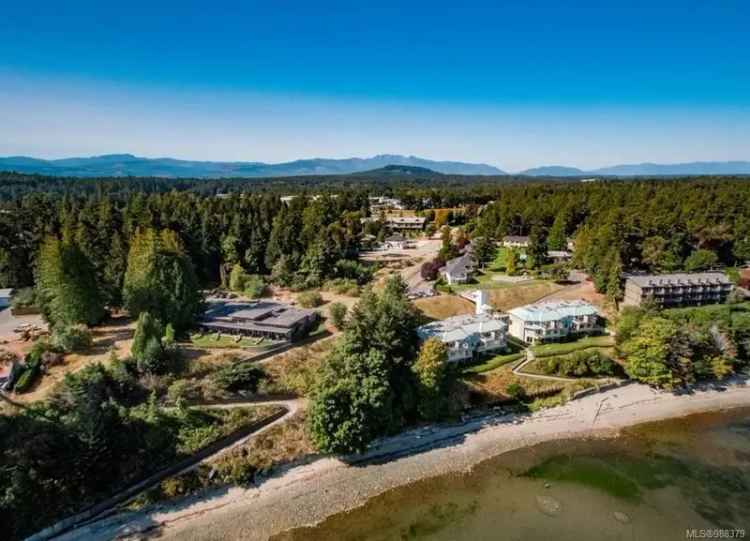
[511,350,580,383]
[30,399,302,541]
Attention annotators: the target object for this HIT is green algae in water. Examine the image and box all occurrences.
[400,500,480,540]
[524,456,644,501]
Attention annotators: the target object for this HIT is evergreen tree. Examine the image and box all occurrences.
[308,276,421,453]
[412,338,452,421]
[547,210,569,251]
[37,236,106,327]
[526,225,548,269]
[123,228,202,330]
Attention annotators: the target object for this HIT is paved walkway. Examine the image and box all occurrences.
[511,350,580,383]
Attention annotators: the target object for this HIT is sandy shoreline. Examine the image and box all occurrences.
[58,377,750,541]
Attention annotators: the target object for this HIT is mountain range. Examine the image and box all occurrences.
[519,161,750,177]
[0,154,503,178]
[1,153,749,178]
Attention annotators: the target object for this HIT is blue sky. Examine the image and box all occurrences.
[1,0,748,171]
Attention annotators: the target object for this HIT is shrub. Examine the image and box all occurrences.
[506,383,526,401]
[243,275,267,298]
[328,302,348,330]
[297,291,323,308]
[10,287,36,310]
[212,362,267,393]
[324,278,360,296]
[50,324,93,353]
[335,259,374,285]
[540,350,617,378]
[13,362,40,393]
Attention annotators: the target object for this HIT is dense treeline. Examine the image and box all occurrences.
[0,170,528,201]
[2,175,749,296]
[0,190,371,292]
[476,179,750,299]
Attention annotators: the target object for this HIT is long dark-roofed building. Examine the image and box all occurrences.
[199,300,319,342]
[622,272,733,308]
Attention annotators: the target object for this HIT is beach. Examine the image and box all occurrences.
[59,376,750,541]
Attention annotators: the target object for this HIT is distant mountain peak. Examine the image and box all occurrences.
[0,153,505,178]
[520,165,585,177]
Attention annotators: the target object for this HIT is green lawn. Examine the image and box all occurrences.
[189,333,278,350]
[450,271,536,292]
[488,246,511,271]
[530,334,615,357]
[462,343,526,374]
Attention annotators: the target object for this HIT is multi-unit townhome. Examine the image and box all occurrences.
[622,272,733,308]
[417,291,508,362]
[417,312,509,362]
[508,300,601,344]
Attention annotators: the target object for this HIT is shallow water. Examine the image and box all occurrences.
[274,408,750,541]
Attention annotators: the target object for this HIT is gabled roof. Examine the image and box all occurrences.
[509,300,598,323]
[443,253,474,276]
[417,313,507,343]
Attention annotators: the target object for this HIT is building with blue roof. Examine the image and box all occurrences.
[508,299,601,344]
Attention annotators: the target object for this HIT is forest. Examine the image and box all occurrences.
[2,173,749,297]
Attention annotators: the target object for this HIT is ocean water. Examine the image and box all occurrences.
[274,409,750,541]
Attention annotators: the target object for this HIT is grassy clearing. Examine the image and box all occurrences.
[463,363,563,403]
[261,336,336,396]
[463,361,597,406]
[189,333,278,350]
[486,281,565,311]
[175,405,283,454]
[530,335,615,357]
[449,271,527,292]
[414,295,475,321]
[488,247,510,271]
[125,405,291,511]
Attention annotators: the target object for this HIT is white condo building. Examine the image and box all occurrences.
[417,291,509,362]
[508,300,601,344]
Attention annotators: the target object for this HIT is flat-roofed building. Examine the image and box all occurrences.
[417,312,509,362]
[508,300,601,344]
[385,216,426,231]
[199,300,319,342]
[622,272,733,308]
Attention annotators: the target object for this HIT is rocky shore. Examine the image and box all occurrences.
[59,377,750,541]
